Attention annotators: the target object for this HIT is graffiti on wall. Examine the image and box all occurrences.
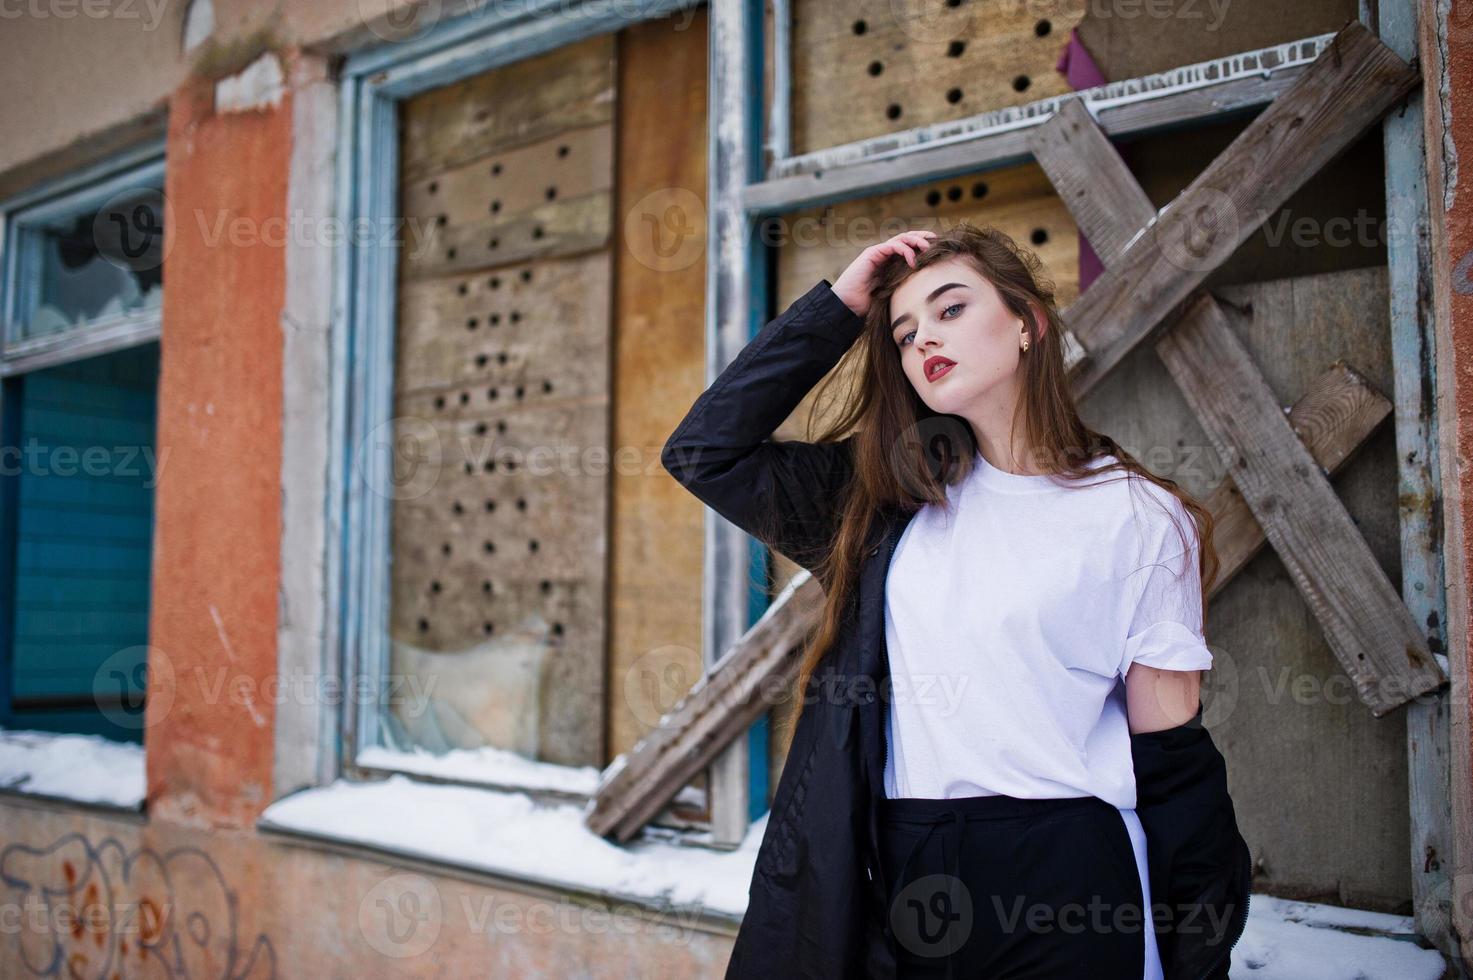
[1,832,276,979]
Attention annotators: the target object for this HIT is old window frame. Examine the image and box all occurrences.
[0,140,165,810]
[331,0,707,809]
[0,143,165,377]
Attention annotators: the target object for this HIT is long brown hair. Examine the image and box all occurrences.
[770,222,1219,752]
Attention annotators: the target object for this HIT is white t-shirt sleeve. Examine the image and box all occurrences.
[1118,497,1214,678]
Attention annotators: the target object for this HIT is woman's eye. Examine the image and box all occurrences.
[898,330,915,347]
[942,302,964,318]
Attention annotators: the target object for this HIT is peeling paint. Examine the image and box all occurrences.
[1437,0,1458,213]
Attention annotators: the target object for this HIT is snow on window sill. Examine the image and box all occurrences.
[0,727,146,811]
[353,744,707,814]
[257,773,761,922]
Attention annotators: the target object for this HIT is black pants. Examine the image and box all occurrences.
[879,793,1147,979]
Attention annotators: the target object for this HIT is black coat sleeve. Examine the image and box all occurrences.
[1131,703,1253,980]
[661,279,867,578]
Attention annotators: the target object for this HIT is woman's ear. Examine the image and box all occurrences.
[1027,300,1048,341]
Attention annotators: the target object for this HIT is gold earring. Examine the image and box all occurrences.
[1021,339,1030,352]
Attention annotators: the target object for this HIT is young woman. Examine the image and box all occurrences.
[662,223,1250,979]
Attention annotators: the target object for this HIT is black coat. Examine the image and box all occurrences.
[661,278,1253,980]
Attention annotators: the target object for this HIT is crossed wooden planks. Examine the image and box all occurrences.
[586,570,823,842]
[585,346,1402,839]
[588,21,1446,841]
[1028,27,1445,716]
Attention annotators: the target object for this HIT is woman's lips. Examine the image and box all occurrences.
[926,359,956,382]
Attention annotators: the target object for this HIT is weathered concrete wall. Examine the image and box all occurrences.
[143,51,289,829]
[0,796,735,976]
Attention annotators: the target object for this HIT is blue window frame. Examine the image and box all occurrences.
[0,144,165,741]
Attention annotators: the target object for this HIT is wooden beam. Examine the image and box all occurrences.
[585,571,823,842]
[702,0,762,848]
[1060,21,1421,399]
[744,34,1334,216]
[1205,360,1393,599]
[589,352,1396,843]
[1158,297,1445,714]
[1375,0,1461,964]
[1028,84,1445,715]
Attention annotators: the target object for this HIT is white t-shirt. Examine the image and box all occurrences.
[881,450,1209,980]
[881,448,1212,806]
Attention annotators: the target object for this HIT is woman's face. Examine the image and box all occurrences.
[888,257,1027,415]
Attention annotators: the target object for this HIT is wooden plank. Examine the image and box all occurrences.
[1376,0,1461,963]
[398,32,615,183]
[788,0,1084,155]
[703,0,759,848]
[608,9,713,825]
[1158,296,1445,715]
[1205,360,1392,598]
[1029,90,1445,714]
[586,356,1393,843]
[387,49,616,766]
[1026,97,1155,263]
[746,35,1333,214]
[1061,21,1421,399]
[586,570,824,842]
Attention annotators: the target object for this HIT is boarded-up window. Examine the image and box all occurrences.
[385,35,614,768]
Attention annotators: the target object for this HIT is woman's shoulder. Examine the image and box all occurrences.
[1076,457,1196,552]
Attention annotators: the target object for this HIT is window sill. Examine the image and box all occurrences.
[257,773,761,930]
[0,727,146,813]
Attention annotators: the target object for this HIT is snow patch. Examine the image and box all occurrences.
[0,728,145,809]
[261,774,763,919]
[216,53,285,114]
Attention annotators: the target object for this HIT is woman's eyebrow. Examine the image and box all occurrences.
[891,282,970,332]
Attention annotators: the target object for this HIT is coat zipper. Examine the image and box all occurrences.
[1193,837,1252,980]
[870,520,899,902]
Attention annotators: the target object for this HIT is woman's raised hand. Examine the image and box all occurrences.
[830,230,938,319]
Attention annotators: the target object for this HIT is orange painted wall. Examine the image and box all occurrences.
[144,61,290,829]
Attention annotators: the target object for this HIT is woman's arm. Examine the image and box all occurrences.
[660,279,866,576]
[1125,665,1203,733]
[1121,489,1213,732]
